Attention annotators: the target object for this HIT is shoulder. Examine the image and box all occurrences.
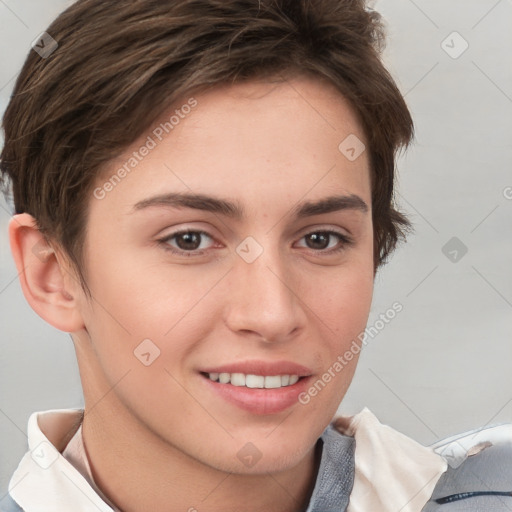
[423,423,512,510]
[331,409,512,511]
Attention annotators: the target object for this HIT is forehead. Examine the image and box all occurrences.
[90,75,370,221]
[175,75,365,149]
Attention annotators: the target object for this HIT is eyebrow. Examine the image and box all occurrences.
[131,192,368,219]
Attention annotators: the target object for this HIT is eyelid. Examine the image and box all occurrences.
[295,223,352,238]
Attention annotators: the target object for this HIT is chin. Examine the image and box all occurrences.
[200,429,319,476]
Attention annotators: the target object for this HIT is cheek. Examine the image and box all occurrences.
[80,250,224,378]
[84,244,196,334]
[296,269,372,421]
[304,250,373,399]
[317,255,374,343]
[334,270,373,333]
[319,284,372,393]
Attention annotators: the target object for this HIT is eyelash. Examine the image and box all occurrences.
[157,229,354,257]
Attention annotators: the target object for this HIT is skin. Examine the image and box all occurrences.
[10,74,374,512]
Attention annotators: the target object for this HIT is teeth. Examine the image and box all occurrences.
[264,376,282,389]
[219,372,230,384]
[289,375,299,385]
[231,373,245,387]
[246,374,264,388]
[206,372,302,389]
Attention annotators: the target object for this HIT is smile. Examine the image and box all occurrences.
[204,372,300,389]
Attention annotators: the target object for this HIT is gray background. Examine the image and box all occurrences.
[1,0,511,499]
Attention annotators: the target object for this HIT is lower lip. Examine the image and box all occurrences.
[200,374,312,415]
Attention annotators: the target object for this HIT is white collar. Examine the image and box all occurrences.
[9,407,447,512]
[9,409,115,512]
[335,407,447,512]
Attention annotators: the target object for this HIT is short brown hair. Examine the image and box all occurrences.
[0,0,413,295]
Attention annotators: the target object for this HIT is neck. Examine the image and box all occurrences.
[81,402,321,512]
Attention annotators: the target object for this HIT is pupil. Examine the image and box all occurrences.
[178,232,200,250]
[307,232,329,250]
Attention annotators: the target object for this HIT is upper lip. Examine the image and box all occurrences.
[200,360,313,377]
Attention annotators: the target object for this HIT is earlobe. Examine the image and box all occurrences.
[8,213,85,332]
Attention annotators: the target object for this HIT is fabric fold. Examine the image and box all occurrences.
[333,407,448,512]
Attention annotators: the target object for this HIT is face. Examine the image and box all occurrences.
[74,75,374,474]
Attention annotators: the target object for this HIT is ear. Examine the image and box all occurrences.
[8,213,85,332]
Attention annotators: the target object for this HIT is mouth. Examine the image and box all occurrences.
[198,361,313,415]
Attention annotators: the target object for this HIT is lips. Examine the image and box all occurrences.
[200,360,313,378]
[198,360,313,415]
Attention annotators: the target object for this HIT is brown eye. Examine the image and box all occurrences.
[159,230,215,255]
[175,232,202,250]
[297,230,353,254]
[304,232,332,250]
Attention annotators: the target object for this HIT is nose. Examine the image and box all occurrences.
[224,241,306,344]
